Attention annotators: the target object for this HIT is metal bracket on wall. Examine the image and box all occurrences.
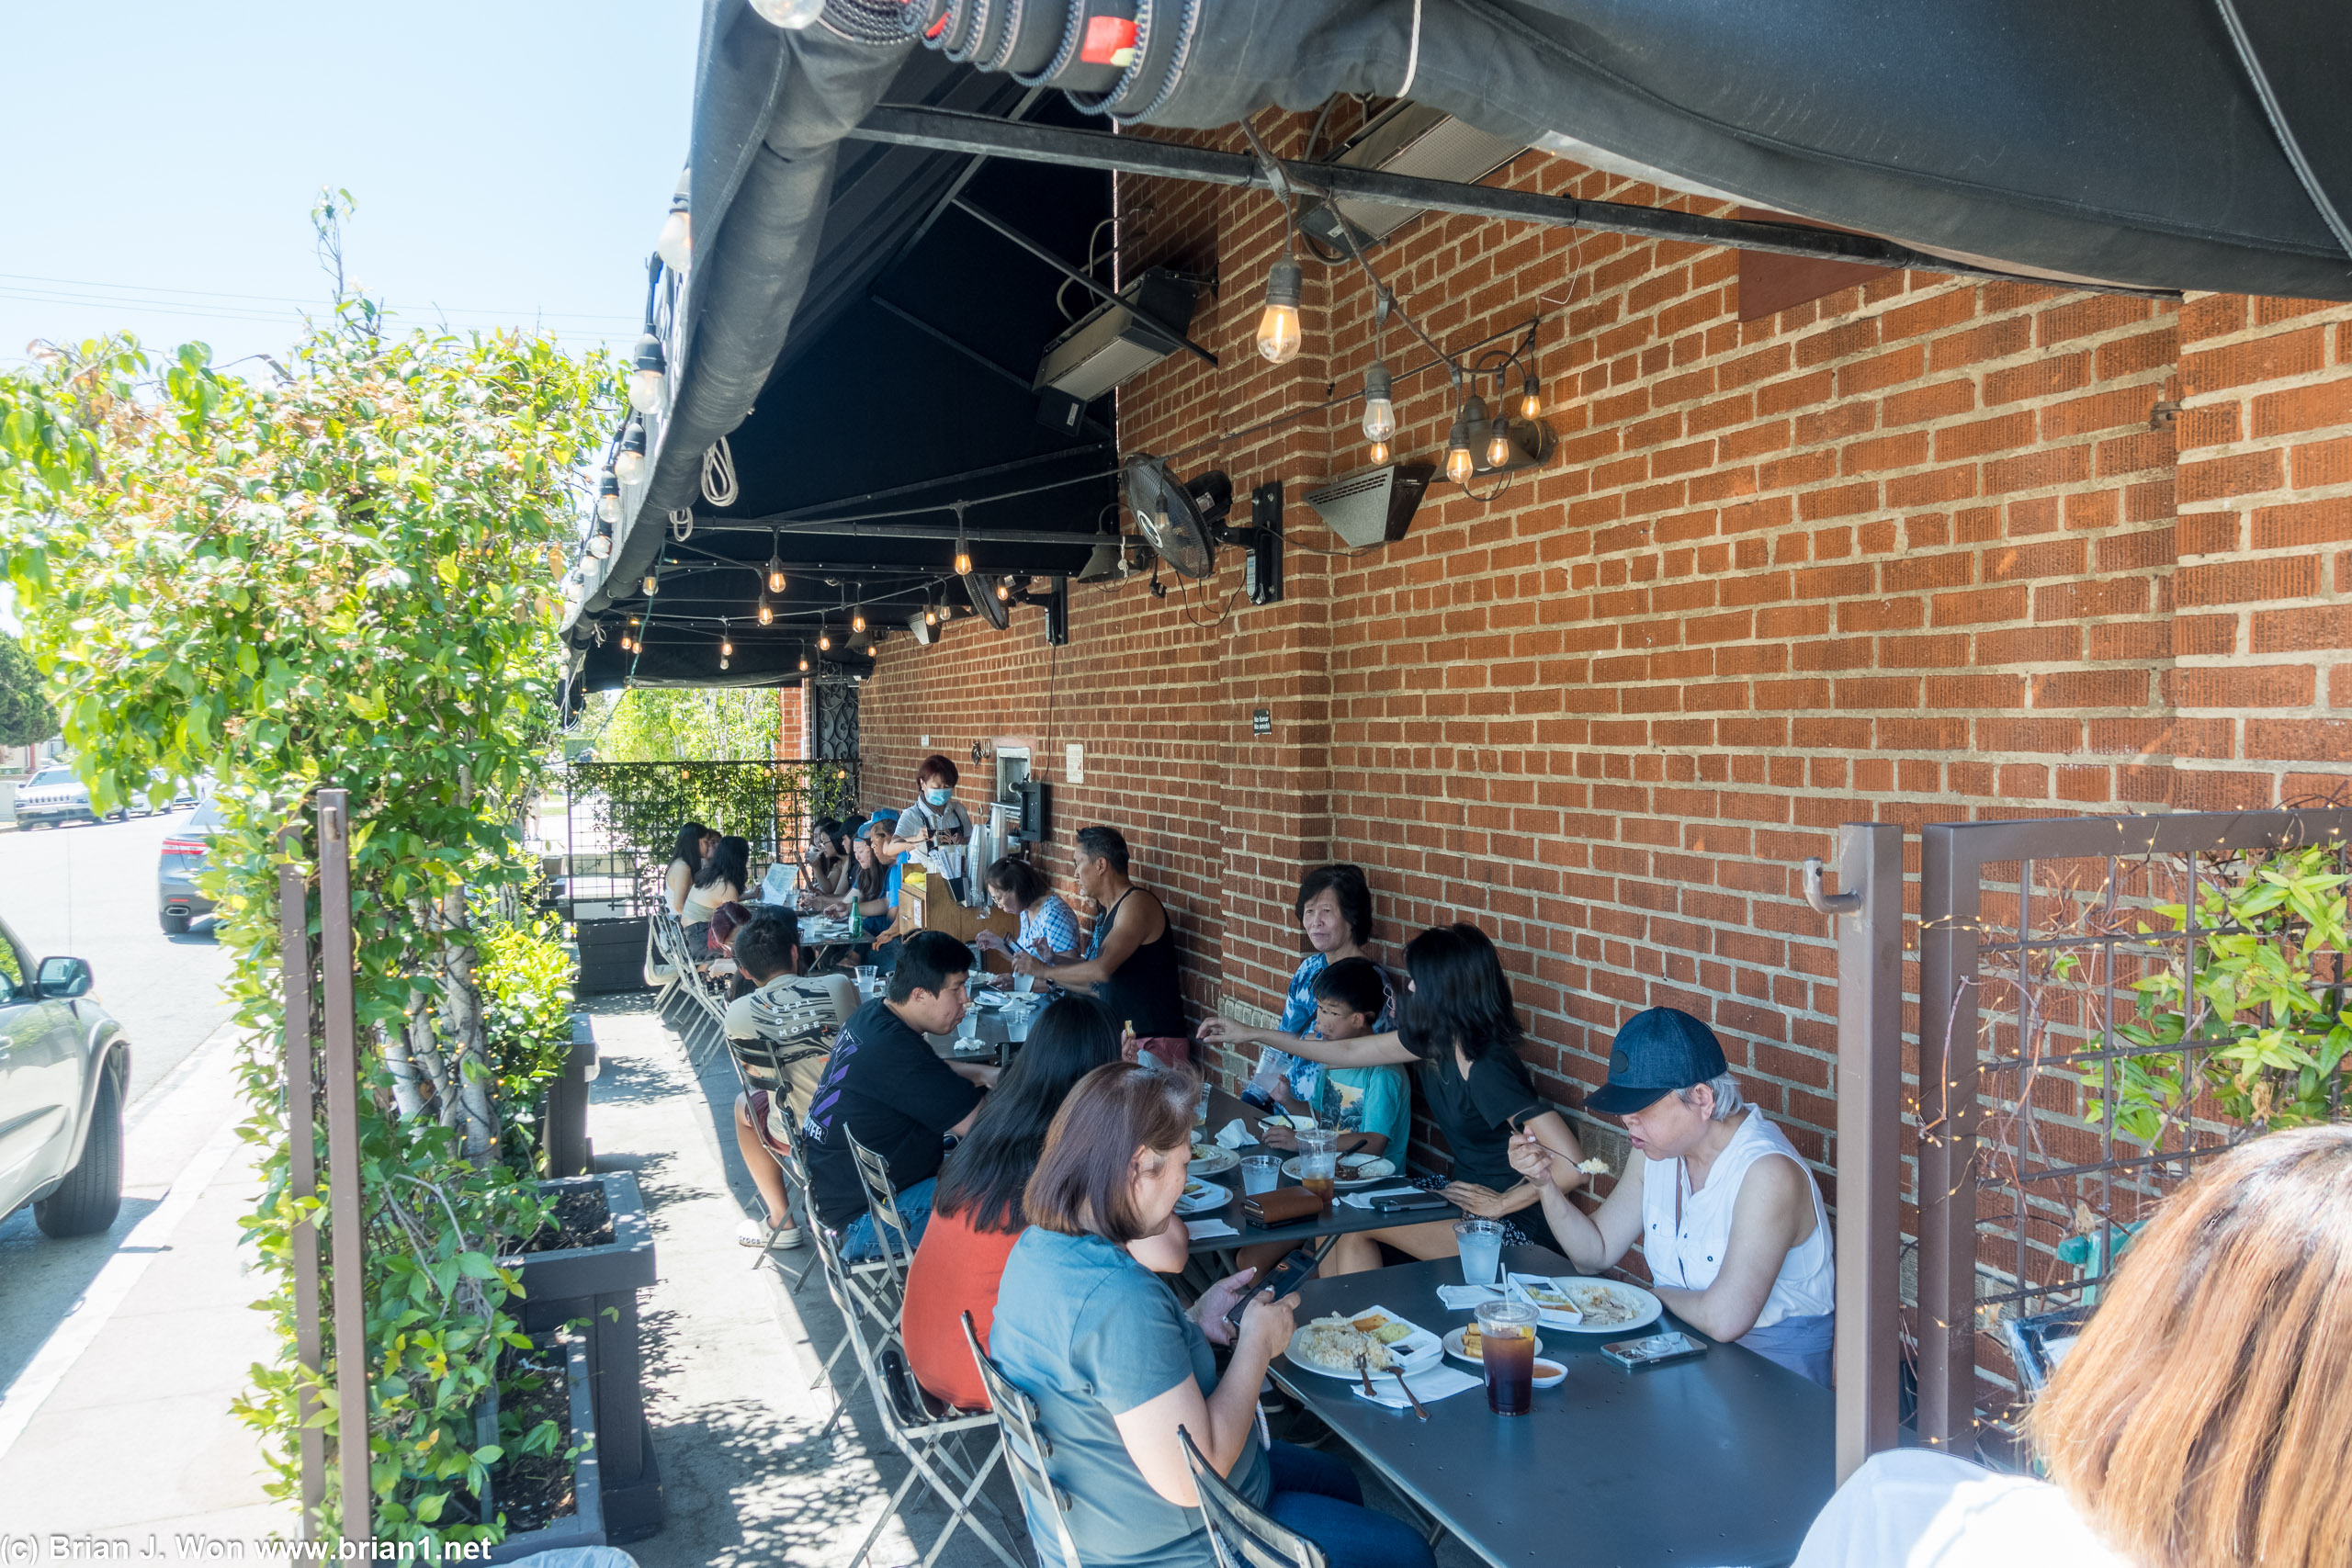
[1246,483,1283,605]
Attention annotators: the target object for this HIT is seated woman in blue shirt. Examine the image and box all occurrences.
[990,1062,1436,1568]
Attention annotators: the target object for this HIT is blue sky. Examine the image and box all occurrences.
[0,0,703,371]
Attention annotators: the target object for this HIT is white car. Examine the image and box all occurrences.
[13,765,125,828]
[0,914,126,1236]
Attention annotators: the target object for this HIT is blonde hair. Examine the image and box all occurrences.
[2027,1125,2352,1568]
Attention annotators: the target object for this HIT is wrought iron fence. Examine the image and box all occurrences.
[553,758,860,919]
[1812,807,2352,1472]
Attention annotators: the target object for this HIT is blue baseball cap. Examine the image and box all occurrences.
[1585,1008,1730,1115]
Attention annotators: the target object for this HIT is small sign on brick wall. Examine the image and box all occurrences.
[1065,742,1083,783]
[1251,708,1272,736]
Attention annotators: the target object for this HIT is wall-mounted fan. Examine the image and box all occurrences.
[1125,454,1242,581]
[962,570,1011,630]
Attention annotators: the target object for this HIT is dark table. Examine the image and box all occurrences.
[1270,1245,1836,1568]
[1184,1089,1460,1257]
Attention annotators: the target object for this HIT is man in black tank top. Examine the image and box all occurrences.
[1010,825,1190,1058]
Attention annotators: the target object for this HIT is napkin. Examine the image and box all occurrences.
[1214,1119,1255,1150]
[1184,1217,1238,1241]
[1436,1284,1506,1310]
[1337,1187,1420,1209]
[1351,1362,1480,1408]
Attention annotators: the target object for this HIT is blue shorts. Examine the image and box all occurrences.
[839,1175,937,1261]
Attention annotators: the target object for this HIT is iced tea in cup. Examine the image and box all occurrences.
[1476,1300,1540,1416]
[1297,1129,1340,1208]
[1455,1218,1504,1288]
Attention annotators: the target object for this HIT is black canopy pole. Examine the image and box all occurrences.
[848,104,2177,300]
[951,197,1223,362]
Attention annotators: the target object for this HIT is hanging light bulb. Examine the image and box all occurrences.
[756,593,774,626]
[721,635,733,658]
[1256,257,1304,365]
[628,333,667,413]
[1518,371,1543,422]
[654,172,691,276]
[597,470,622,525]
[642,571,660,596]
[1369,438,1392,466]
[799,651,810,671]
[925,604,938,626]
[587,520,613,559]
[1361,362,1396,445]
[996,581,1011,602]
[1486,417,1514,469]
[819,630,831,651]
[764,536,786,594]
[614,416,648,485]
[748,0,826,28]
[867,645,877,658]
[851,603,865,633]
[1444,400,1477,487]
[953,512,971,576]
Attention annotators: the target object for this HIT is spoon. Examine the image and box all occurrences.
[1386,1365,1430,1421]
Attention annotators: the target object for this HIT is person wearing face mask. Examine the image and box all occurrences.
[883,754,974,901]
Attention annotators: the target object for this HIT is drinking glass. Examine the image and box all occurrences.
[1296,1129,1339,1208]
[1455,1218,1504,1288]
[1240,1155,1282,1196]
[1194,1081,1214,1129]
[854,964,877,993]
[1476,1300,1540,1416]
[1012,972,1035,995]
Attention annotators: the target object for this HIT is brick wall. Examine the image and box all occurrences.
[855,111,2352,1183]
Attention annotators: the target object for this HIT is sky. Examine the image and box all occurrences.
[0,0,704,371]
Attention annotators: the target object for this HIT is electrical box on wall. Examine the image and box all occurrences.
[1013,778,1049,842]
[1246,481,1283,605]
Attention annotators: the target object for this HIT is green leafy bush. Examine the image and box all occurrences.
[478,917,580,1170]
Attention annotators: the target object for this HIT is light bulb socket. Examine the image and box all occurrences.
[588,525,612,558]
[1364,362,1392,404]
[630,333,665,377]
[1264,258,1303,311]
[619,416,646,460]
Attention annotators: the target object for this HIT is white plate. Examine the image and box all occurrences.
[972,992,1009,1010]
[1176,1179,1230,1214]
[1188,1144,1239,1176]
[1539,1280,1663,1335]
[1280,1154,1396,1189]
[1442,1325,1549,1365]
[1284,1308,1443,1379]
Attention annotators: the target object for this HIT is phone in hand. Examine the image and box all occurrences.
[1226,1236,1334,1330]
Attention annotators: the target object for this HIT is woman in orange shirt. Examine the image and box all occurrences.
[902,995,1126,1410]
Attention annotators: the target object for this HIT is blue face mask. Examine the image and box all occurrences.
[925,787,951,808]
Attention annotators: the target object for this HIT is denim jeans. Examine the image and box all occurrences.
[839,1175,936,1262]
[1261,1441,1435,1568]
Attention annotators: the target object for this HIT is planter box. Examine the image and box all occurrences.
[500,1171,663,1542]
[575,915,650,996]
[539,1016,597,1179]
[483,1334,604,1562]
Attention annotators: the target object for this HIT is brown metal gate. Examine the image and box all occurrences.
[1812,806,2352,1469]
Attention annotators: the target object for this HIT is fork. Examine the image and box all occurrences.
[1386,1365,1430,1420]
[1353,1351,1377,1401]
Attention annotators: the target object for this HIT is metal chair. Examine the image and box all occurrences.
[1178,1426,1328,1568]
[841,1123,923,1302]
[966,1311,1087,1568]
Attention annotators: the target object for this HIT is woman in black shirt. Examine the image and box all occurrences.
[1198,923,1588,1276]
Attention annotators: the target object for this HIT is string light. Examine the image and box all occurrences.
[1444,400,1476,487]
[1486,413,1513,469]
[628,333,667,414]
[614,416,648,484]
[587,521,612,559]
[1369,439,1392,465]
[925,604,938,626]
[798,649,810,671]
[1518,370,1543,422]
[1361,362,1396,446]
[851,589,865,634]
[1256,257,1303,366]
[819,630,831,651]
[597,471,622,525]
[654,172,691,275]
[642,571,660,596]
[756,592,774,626]
[953,508,971,576]
[765,534,786,594]
[748,0,825,27]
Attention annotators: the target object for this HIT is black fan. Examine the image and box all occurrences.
[962,570,1010,630]
[1124,454,1235,581]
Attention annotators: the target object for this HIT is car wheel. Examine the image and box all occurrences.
[161,911,192,935]
[35,1066,124,1238]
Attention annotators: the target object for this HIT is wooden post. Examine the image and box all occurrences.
[317,790,370,1541]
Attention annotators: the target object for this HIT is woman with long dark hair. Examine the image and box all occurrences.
[681,834,749,957]
[901,996,1125,1409]
[1199,922,1587,1275]
[664,821,716,918]
[799,818,853,901]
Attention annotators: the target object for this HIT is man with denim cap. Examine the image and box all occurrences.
[1508,1005,1837,1382]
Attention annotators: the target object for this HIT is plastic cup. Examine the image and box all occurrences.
[1455,1218,1504,1289]
[1240,1155,1282,1196]
[1476,1300,1540,1416]
[1296,1128,1339,1208]
[854,965,877,992]
[1012,972,1035,995]
[1195,1081,1213,1128]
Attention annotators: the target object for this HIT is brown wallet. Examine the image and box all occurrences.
[1241,1187,1327,1227]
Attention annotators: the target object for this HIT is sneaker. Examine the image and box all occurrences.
[737,1214,807,1251]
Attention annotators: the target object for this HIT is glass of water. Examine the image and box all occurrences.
[1455,1218,1505,1288]
[1240,1155,1282,1196]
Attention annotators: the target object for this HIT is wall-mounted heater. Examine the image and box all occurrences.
[1034,266,1200,409]
[1303,463,1434,549]
[1298,105,1528,252]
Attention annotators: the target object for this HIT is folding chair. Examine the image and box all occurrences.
[841,1123,922,1305]
[966,1311,1088,1568]
[1179,1426,1328,1568]
[831,1291,1023,1568]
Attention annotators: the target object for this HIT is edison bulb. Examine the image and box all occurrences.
[596,489,620,526]
[1445,444,1475,486]
[655,209,691,276]
[642,574,660,596]
[925,608,937,626]
[767,566,786,593]
[756,601,773,626]
[819,632,831,650]
[1486,425,1513,467]
[852,610,865,632]
[1520,388,1542,421]
[628,366,663,413]
[587,530,611,559]
[1361,363,1396,442]
[955,549,972,574]
[799,655,809,671]
[614,447,645,485]
[1369,438,1391,465]
[1255,258,1304,366]
[996,583,1010,601]
[721,637,733,657]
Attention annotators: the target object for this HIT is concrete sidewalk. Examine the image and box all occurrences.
[0,1025,294,1552]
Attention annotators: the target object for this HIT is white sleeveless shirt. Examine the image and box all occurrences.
[1640,1109,1835,1328]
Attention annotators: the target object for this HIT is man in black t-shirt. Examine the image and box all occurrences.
[800,930,998,1259]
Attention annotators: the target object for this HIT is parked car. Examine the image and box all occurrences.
[158,796,222,934]
[0,915,126,1237]
[14,765,122,828]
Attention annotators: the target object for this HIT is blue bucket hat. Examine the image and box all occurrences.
[1585,1007,1730,1115]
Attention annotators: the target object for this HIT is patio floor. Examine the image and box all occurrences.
[585,989,1485,1568]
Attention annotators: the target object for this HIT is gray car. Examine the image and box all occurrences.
[0,915,126,1236]
[158,796,222,934]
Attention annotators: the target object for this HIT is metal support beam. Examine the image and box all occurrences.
[867,293,1112,439]
[952,197,1222,363]
[1916,822,1983,1458]
[279,827,323,1540]
[317,789,369,1543]
[1804,825,1905,1483]
[849,105,2175,299]
[764,444,1111,525]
